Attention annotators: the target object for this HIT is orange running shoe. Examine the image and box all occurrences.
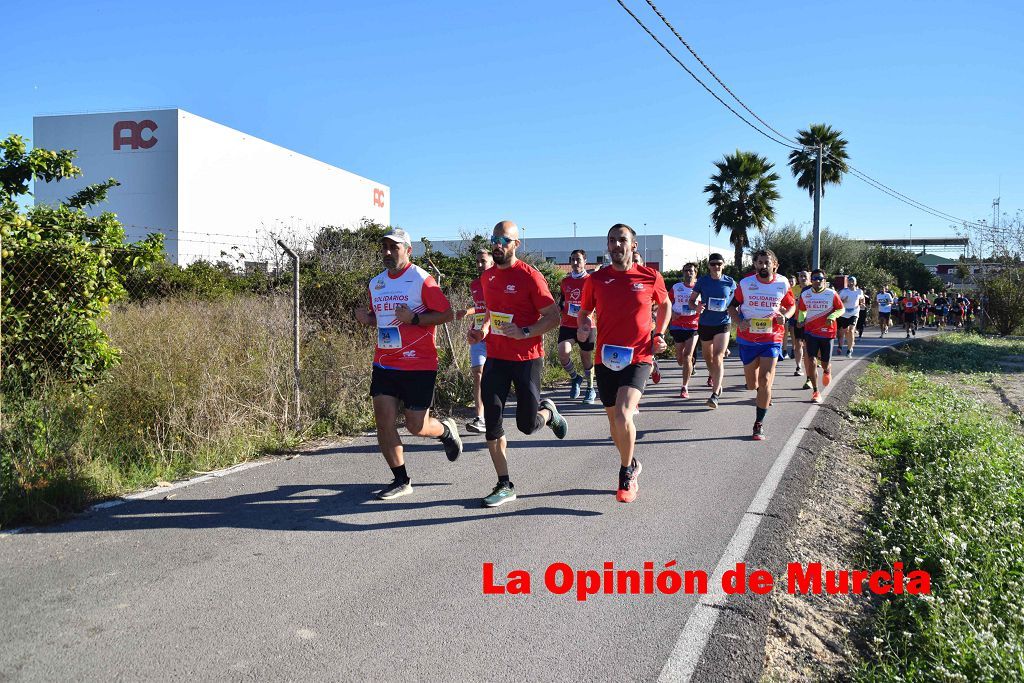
[616,460,643,503]
[822,369,832,387]
[811,391,822,404]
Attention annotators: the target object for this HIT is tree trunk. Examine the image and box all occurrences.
[734,242,744,271]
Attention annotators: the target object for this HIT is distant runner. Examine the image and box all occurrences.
[788,271,809,377]
[354,227,463,500]
[669,262,701,399]
[689,253,736,409]
[837,276,864,357]
[468,220,568,508]
[729,249,796,441]
[797,269,844,404]
[876,286,894,337]
[903,290,920,337]
[577,224,669,503]
[556,249,598,404]
[455,248,494,434]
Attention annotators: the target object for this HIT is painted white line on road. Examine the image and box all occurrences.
[658,337,908,682]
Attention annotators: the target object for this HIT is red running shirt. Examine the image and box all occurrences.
[370,263,451,371]
[581,264,669,367]
[559,273,590,328]
[798,288,844,339]
[481,259,556,361]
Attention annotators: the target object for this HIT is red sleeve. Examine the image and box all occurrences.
[832,292,844,312]
[797,295,807,312]
[733,283,745,304]
[421,276,451,312]
[530,268,556,310]
[581,275,595,312]
[781,290,795,310]
[652,272,669,305]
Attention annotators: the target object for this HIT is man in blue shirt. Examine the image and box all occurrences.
[688,253,736,409]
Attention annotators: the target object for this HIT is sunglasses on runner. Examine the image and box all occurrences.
[489,235,515,246]
[811,276,824,281]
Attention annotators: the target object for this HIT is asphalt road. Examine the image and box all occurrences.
[0,331,920,681]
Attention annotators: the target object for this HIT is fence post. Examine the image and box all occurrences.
[277,240,301,432]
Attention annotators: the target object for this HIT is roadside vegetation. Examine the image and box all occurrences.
[849,334,1024,681]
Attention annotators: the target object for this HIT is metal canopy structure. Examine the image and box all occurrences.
[859,236,968,255]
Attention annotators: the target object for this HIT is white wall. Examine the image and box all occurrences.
[33,109,179,245]
[177,111,389,264]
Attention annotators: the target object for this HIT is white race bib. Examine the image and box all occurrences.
[601,344,634,371]
[708,297,728,312]
[567,302,581,318]
[488,311,514,336]
[377,326,401,349]
[672,302,692,315]
[749,318,773,334]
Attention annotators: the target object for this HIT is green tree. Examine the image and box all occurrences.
[787,123,850,198]
[0,134,164,394]
[704,150,781,269]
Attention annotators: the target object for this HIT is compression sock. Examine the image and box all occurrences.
[756,407,768,423]
[390,465,409,483]
[498,474,511,485]
[561,359,579,380]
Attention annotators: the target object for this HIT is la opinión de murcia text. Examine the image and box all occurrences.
[483,561,930,602]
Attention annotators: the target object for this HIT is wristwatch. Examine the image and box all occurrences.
[412,312,421,326]
[652,331,665,339]
[521,326,532,337]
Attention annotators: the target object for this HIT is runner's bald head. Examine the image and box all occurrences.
[493,221,519,240]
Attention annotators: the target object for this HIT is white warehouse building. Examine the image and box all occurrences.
[33,108,390,265]
[430,234,730,272]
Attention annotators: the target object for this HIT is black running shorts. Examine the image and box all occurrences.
[698,323,730,342]
[595,363,652,408]
[670,328,697,343]
[370,367,437,411]
[480,357,545,441]
[557,325,595,351]
[837,315,856,330]
[804,334,833,363]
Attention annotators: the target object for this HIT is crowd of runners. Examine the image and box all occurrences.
[355,221,973,507]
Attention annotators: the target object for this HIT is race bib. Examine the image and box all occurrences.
[567,303,581,318]
[672,302,692,315]
[471,312,487,330]
[601,344,634,371]
[488,311,514,336]
[707,297,728,312]
[845,307,856,315]
[377,326,401,349]
[749,318,773,334]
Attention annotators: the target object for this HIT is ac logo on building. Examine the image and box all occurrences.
[113,120,158,151]
[373,188,386,208]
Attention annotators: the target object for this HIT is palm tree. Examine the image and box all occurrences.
[703,150,781,270]
[787,123,850,197]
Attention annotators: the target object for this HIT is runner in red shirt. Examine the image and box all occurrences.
[466,220,567,508]
[669,262,702,398]
[354,227,463,500]
[903,290,921,337]
[728,249,796,441]
[797,269,845,404]
[577,224,670,503]
[454,248,493,434]
[556,249,598,404]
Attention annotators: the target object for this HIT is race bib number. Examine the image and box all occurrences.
[601,344,634,371]
[567,303,581,318]
[377,326,401,349]
[672,302,692,315]
[488,311,514,336]
[749,318,773,334]
[471,312,487,330]
[707,297,728,312]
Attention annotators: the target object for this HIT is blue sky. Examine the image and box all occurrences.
[4,0,1021,246]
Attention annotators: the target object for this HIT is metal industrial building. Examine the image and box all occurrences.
[430,233,729,271]
[33,108,390,265]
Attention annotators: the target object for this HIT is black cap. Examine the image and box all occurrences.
[708,253,725,264]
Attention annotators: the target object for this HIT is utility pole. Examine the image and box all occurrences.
[909,223,913,253]
[811,143,822,269]
[573,221,577,239]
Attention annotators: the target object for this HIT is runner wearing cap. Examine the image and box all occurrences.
[577,224,670,503]
[556,249,598,404]
[689,253,736,409]
[837,276,865,357]
[669,262,701,399]
[728,249,796,441]
[454,248,494,433]
[788,271,809,378]
[354,227,464,500]
[467,220,568,508]
[797,269,845,404]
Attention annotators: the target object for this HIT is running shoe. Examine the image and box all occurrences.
[811,390,822,404]
[440,417,463,462]
[466,416,486,434]
[583,387,598,405]
[793,366,802,376]
[752,421,766,441]
[482,482,516,508]
[679,386,689,399]
[706,392,720,409]
[725,348,731,358]
[822,369,832,386]
[616,460,642,503]
[539,398,568,439]
[651,365,662,384]
[845,349,852,358]
[569,375,584,400]
[802,378,812,390]
[377,479,413,500]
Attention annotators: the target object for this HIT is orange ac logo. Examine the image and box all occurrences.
[113,120,158,150]
[373,188,386,208]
